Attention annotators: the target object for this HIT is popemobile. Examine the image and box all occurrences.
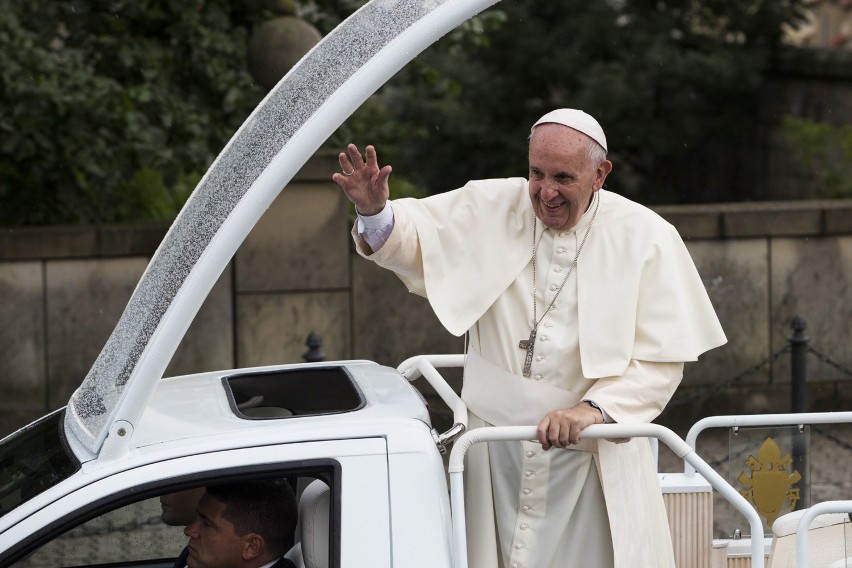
[1,1,849,567]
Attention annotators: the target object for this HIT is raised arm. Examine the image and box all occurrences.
[332,143,392,216]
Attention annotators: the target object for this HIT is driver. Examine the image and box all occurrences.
[182,480,298,568]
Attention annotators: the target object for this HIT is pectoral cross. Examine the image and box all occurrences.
[518,328,537,377]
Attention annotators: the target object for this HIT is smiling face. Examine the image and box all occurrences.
[528,123,612,231]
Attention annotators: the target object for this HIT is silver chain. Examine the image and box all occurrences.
[531,192,600,331]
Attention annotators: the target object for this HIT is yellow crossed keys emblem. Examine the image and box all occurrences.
[737,437,802,526]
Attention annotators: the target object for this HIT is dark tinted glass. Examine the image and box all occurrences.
[0,409,81,516]
[226,366,365,419]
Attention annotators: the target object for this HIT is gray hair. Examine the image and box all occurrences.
[585,138,607,170]
[528,127,609,171]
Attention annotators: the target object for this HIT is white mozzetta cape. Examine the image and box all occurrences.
[389,179,727,376]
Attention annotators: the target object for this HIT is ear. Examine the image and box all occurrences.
[594,159,613,190]
[241,534,265,561]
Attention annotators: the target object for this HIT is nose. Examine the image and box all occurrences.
[184,519,200,538]
[539,183,559,201]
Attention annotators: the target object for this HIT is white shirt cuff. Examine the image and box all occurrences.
[356,202,394,251]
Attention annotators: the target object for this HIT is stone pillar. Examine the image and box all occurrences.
[247,1,323,91]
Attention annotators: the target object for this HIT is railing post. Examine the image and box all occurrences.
[302,331,326,362]
[789,315,810,520]
[789,315,809,414]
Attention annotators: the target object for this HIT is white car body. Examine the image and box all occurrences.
[1,362,453,567]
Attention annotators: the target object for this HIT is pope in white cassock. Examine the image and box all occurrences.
[332,109,727,568]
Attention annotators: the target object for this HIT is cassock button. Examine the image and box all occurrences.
[549,284,558,291]
[559,232,566,238]
[535,355,543,361]
[554,266,562,273]
[533,375,542,381]
[557,247,566,254]
[523,488,532,495]
[524,470,534,477]
[525,450,535,458]
[540,335,548,341]
[515,544,525,550]
[519,523,529,530]
[522,505,532,512]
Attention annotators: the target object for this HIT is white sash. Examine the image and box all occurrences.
[461,349,597,453]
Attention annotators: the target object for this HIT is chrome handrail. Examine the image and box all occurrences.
[796,500,852,567]
[683,411,852,475]
[447,424,765,568]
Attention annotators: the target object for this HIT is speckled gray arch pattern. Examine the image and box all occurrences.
[67,0,455,448]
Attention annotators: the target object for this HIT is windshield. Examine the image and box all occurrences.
[0,409,81,517]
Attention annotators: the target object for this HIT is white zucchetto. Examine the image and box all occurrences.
[532,108,608,153]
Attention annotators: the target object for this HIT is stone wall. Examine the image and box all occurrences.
[1,152,851,438]
[653,199,852,425]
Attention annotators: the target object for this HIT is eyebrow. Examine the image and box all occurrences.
[196,509,214,524]
[530,166,577,179]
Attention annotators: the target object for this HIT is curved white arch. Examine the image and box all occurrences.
[66,0,503,457]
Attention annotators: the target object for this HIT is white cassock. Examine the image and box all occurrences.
[353,180,727,568]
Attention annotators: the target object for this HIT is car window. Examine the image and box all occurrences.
[14,496,186,568]
[0,409,80,517]
[9,473,333,568]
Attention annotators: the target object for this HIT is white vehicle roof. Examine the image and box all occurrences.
[129,360,431,452]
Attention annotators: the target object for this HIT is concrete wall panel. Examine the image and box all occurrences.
[45,258,147,407]
[770,236,852,384]
[351,256,463,367]
[166,265,235,378]
[0,261,45,409]
[235,290,351,367]
[236,154,349,293]
[684,239,771,386]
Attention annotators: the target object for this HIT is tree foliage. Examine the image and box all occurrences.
[0,0,275,225]
[783,116,852,199]
[0,0,808,225]
[342,0,807,204]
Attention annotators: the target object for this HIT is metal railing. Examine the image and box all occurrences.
[684,411,852,476]
[795,500,852,566]
[397,354,467,430]
[447,424,766,568]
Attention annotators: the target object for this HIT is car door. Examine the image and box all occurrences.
[1,437,390,568]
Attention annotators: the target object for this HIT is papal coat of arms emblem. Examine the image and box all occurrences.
[737,437,802,526]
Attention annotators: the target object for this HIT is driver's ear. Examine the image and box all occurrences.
[242,533,265,561]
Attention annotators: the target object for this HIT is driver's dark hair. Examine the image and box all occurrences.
[205,479,297,557]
